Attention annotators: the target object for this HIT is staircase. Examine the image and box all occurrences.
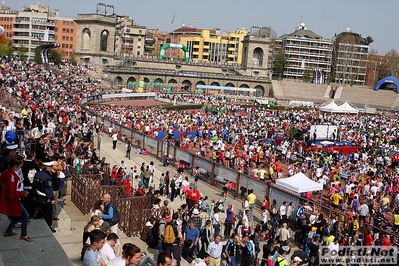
[333,87,343,99]
[271,80,286,98]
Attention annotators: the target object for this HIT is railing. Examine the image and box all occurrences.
[70,172,152,237]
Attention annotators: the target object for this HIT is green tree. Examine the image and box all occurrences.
[302,68,311,82]
[16,44,28,60]
[385,49,399,77]
[50,48,64,65]
[273,51,289,79]
[0,40,14,57]
[327,73,334,85]
[69,51,77,65]
[34,46,42,64]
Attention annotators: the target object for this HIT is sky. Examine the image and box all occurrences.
[7,0,398,55]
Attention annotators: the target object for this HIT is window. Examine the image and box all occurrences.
[66,29,69,33]
[62,36,65,41]
[70,29,73,33]
[62,44,65,48]
[70,37,73,41]
[69,44,73,49]
[66,36,69,41]
[100,30,108,51]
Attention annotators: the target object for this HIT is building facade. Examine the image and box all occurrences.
[277,23,333,83]
[114,16,146,58]
[179,27,248,65]
[332,28,370,86]
[53,14,77,59]
[75,13,117,66]
[0,3,76,60]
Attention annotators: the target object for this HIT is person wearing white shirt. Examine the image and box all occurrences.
[112,132,118,150]
[207,235,223,266]
[99,233,121,264]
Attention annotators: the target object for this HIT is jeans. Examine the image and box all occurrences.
[164,244,181,266]
[249,205,254,221]
[213,224,220,238]
[112,140,117,150]
[6,203,29,237]
[138,255,156,266]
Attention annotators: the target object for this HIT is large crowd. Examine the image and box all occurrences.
[1,56,399,266]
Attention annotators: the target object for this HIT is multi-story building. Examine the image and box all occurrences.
[53,13,77,59]
[179,27,248,64]
[0,3,17,39]
[332,28,370,86]
[276,22,333,83]
[144,29,166,57]
[0,3,76,60]
[12,4,55,59]
[114,16,146,57]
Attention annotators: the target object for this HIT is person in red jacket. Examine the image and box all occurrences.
[0,156,33,242]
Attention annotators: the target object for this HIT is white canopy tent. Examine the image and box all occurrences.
[339,102,359,114]
[276,172,323,193]
[319,101,342,113]
[319,101,359,114]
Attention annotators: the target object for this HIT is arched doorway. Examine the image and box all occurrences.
[100,30,109,51]
[196,81,206,93]
[114,76,123,86]
[255,85,265,97]
[154,78,164,83]
[126,77,136,89]
[182,80,192,92]
[239,84,250,96]
[253,47,264,66]
[82,28,91,50]
[210,82,220,86]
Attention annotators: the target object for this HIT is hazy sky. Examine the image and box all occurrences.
[7,0,398,54]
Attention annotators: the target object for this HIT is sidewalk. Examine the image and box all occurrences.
[56,134,261,265]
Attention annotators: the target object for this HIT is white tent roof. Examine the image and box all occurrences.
[319,101,342,113]
[276,172,323,193]
[339,102,359,114]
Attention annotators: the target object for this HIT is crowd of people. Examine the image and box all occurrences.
[87,89,399,264]
[2,56,399,266]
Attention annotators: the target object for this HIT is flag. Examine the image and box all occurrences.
[43,28,49,42]
[171,12,175,24]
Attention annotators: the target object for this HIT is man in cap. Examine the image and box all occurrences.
[32,160,56,232]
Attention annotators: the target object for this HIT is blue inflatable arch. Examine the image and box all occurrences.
[374,76,399,93]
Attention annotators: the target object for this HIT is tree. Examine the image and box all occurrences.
[16,44,28,60]
[69,51,77,65]
[327,73,334,85]
[302,68,311,82]
[273,51,289,79]
[385,49,399,77]
[50,48,64,65]
[34,46,42,64]
[0,40,14,57]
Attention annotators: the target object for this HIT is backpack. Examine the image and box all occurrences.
[170,178,176,188]
[163,223,176,244]
[200,226,208,243]
[271,205,278,215]
[145,225,159,248]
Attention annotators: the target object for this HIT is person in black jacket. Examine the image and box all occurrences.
[291,244,309,265]
[21,151,40,218]
[33,160,56,232]
[260,239,273,266]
